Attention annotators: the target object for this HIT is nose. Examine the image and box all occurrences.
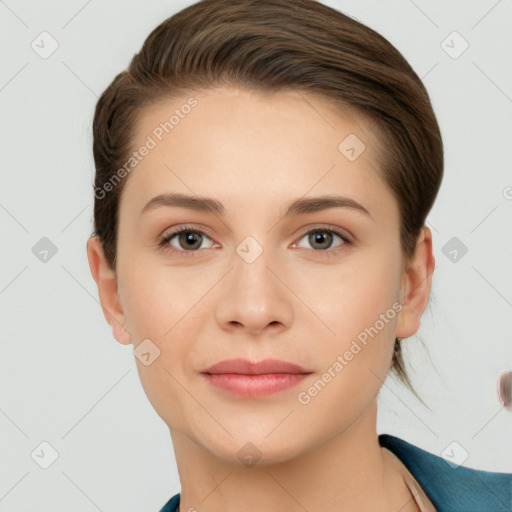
[214,243,294,337]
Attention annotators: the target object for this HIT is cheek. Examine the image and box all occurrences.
[299,254,400,336]
[119,263,216,378]
[119,262,197,339]
[305,256,401,385]
[296,267,400,416]
[120,266,206,427]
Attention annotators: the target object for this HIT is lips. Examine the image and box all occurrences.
[202,358,311,375]
[201,358,313,397]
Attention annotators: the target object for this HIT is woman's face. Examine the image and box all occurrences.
[89,86,428,464]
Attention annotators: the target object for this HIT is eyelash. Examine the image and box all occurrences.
[157,225,352,257]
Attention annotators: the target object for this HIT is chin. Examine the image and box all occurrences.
[196,429,308,467]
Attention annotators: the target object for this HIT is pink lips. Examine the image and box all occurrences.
[201,358,313,397]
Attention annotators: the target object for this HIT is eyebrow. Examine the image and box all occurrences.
[141,193,372,219]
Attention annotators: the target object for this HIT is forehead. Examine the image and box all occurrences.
[120,86,397,222]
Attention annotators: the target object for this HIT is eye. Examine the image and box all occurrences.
[293,228,350,252]
[158,225,351,255]
[158,226,216,253]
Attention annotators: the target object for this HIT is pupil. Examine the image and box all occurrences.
[182,232,200,249]
[311,232,331,249]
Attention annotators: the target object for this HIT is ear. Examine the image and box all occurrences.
[86,236,132,345]
[395,226,435,339]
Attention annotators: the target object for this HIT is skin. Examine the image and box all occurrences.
[87,86,435,511]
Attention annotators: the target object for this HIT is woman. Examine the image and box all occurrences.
[86,0,511,510]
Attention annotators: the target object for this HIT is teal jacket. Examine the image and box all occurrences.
[158,434,512,511]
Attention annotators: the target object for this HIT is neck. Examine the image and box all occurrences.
[169,401,418,512]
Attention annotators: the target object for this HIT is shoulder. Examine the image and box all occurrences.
[379,433,512,512]
[158,492,180,512]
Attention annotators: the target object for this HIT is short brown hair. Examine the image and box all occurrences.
[90,0,443,405]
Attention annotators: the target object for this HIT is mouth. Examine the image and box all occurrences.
[200,358,313,397]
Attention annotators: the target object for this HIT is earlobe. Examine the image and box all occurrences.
[86,236,132,346]
[395,226,435,340]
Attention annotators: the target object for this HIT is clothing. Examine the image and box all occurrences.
[382,444,436,511]
[158,433,512,511]
[379,434,511,511]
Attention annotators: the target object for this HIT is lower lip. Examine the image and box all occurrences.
[201,373,310,397]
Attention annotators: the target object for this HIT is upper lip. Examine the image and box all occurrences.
[202,358,312,375]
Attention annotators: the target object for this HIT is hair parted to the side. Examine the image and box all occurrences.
[90,0,443,406]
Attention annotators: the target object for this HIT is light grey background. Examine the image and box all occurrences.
[1,0,511,510]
